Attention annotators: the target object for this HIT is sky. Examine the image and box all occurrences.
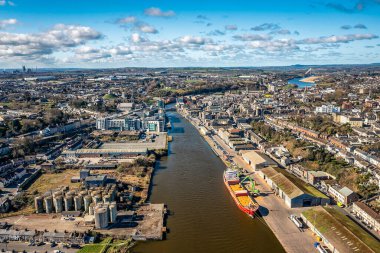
[0,0,379,68]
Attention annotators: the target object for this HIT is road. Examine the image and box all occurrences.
[0,241,78,253]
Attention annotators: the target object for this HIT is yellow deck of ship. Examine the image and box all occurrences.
[230,184,244,191]
[237,195,252,207]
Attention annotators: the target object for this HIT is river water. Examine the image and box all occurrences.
[288,77,315,88]
[133,109,285,253]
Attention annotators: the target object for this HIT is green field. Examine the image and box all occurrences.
[78,238,133,253]
[78,238,113,253]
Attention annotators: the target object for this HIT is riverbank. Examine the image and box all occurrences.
[300,75,322,83]
[177,108,317,253]
[287,77,316,88]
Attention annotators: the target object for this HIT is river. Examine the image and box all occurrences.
[288,77,315,88]
[133,108,285,253]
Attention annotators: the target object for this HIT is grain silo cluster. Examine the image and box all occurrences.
[34,184,119,228]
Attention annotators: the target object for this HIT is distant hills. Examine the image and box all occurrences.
[3,63,380,72]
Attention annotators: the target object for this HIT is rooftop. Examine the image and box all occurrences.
[302,206,379,253]
[262,167,328,198]
[354,202,380,222]
[261,167,304,198]
[242,150,276,165]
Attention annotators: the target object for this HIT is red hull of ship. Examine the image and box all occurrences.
[223,178,258,218]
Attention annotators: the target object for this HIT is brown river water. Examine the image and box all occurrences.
[133,109,285,253]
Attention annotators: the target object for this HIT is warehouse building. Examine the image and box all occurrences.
[62,147,148,158]
[242,150,277,171]
[258,167,330,208]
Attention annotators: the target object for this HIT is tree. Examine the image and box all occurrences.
[20,119,43,134]
[12,137,35,158]
[43,109,68,126]
[11,192,31,210]
[7,119,21,134]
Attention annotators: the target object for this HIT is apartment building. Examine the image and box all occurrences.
[328,185,358,206]
[352,202,380,234]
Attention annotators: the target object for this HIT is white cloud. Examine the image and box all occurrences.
[248,39,299,52]
[115,16,158,34]
[233,34,272,41]
[137,24,158,34]
[116,16,137,24]
[271,29,291,35]
[72,44,133,62]
[178,35,212,45]
[109,45,132,56]
[204,44,236,52]
[144,7,175,17]
[297,34,378,44]
[0,18,17,29]
[251,23,281,31]
[0,24,102,60]
[130,33,148,43]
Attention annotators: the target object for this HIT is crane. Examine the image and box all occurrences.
[305,68,312,76]
[241,175,260,195]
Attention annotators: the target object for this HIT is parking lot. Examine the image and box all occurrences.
[0,241,79,253]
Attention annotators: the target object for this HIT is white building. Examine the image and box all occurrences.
[143,118,165,133]
[96,117,142,131]
[315,104,341,114]
[327,185,358,206]
[352,202,380,234]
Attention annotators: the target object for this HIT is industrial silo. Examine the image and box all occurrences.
[103,194,111,204]
[84,195,92,213]
[109,202,117,223]
[93,195,102,205]
[53,195,63,213]
[94,207,108,229]
[89,203,95,215]
[74,196,82,211]
[34,196,44,213]
[44,196,53,213]
[64,196,73,211]
[52,191,61,198]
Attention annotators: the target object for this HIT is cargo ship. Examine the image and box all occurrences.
[223,170,259,217]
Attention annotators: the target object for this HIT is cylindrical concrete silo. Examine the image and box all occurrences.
[53,195,63,213]
[74,196,82,211]
[94,207,108,229]
[84,195,92,213]
[64,196,73,211]
[89,203,95,215]
[109,202,117,223]
[44,196,53,214]
[103,194,111,204]
[93,195,102,205]
[34,196,44,213]
[52,191,62,198]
